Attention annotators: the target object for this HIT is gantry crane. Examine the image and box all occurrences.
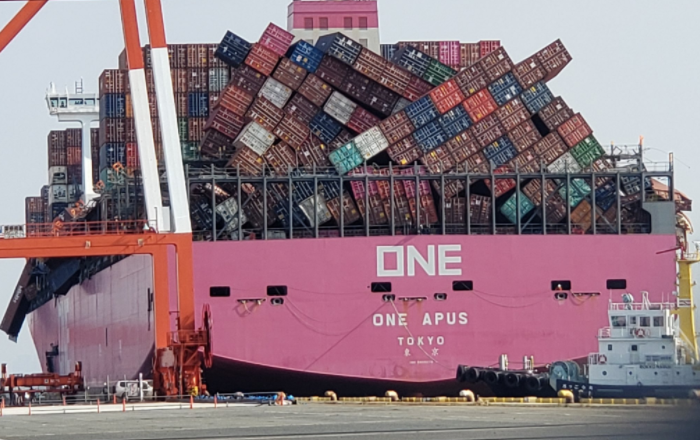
[0,0,208,396]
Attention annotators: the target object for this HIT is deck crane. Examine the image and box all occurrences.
[0,0,208,397]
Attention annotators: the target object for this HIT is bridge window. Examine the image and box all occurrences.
[630,316,637,326]
[86,99,96,106]
[611,316,626,327]
[631,345,638,352]
[59,98,67,108]
[640,316,650,327]
[607,344,612,351]
[50,98,59,108]
[371,282,392,293]
[653,316,664,327]
[210,286,230,297]
[70,99,84,106]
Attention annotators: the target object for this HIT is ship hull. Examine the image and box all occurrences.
[29,234,677,395]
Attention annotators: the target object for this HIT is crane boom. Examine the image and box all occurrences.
[0,1,49,54]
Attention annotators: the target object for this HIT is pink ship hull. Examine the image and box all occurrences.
[30,234,676,394]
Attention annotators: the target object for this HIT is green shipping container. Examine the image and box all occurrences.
[571,135,605,169]
[330,141,364,175]
[181,142,200,162]
[178,118,189,142]
[500,191,535,224]
[422,59,456,87]
[558,178,592,208]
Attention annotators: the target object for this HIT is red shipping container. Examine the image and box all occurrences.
[462,89,498,122]
[48,131,66,168]
[99,118,126,144]
[533,132,565,156]
[540,98,575,132]
[379,111,415,145]
[175,93,189,117]
[353,47,387,83]
[124,118,136,143]
[421,146,455,174]
[99,69,126,95]
[379,63,411,96]
[513,56,546,89]
[429,79,465,114]
[479,47,513,82]
[187,44,209,68]
[284,94,319,126]
[511,148,539,171]
[272,57,307,91]
[260,23,295,57]
[539,138,568,165]
[244,43,280,77]
[485,167,516,198]
[388,141,421,166]
[246,97,285,132]
[171,68,189,93]
[444,130,480,164]
[66,146,81,166]
[454,63,488,97]
[207,44,226,68]
[316,56,350,88]
[496,97,530,131]
[228,146,265,176]
[297,135,331,170]
[340,71,372,103]
[472,113,500,137]
[188,118,206,142]
[365,82,399,116]
[218,84,255,116]
[460,43,481,68]
[206,108,245,140]
[187,68,208,91]
[209,92,221,111]
[557,113,592,148]
[274,113,310,149]
[466,152,489,173]
[125,143,139,169]
[439,41,461,68]
[329,129,354,151]
[66,128,82,148]
[264,142,297,174]
[536,39,572,81]
[200,130,235,158]
[298,74,333,107]
[231,64,267,95]
[403,75,432,102]
[475,124,506,148]
[479,40,501,58]
[510,121,542,153]
[348,106,381,134]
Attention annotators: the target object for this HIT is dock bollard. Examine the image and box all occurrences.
[385,391,399,402]
[214,395,218,408]
[1,397,4,417]
[113,395,117,405]
[62,396,66,406]
[28,401,31,416]
[97,399,100,414]
[189,395,194,409]
[557,390,574,404]
[459,390,476,402]
[324,391,338,401]
[276,393,286,405]
[122,397,126,412]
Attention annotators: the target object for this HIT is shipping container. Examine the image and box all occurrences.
[208,68,230,92]
[324,91,358,125]
[403,74,433,102]
[188,92,209,117]
[559,178,592,208]
[392,46,431,77]
[296,135,331,170]
[479,47,513,82]
[217,84,255,116]
[100,94,126,119]
[298,74,333,107]
[347,106,381,134]
[354,126,390,160]
[316,33,362,66]
[538,97,574,131]
[246,97,285,132]
[487,72,523,106]
[260,23,295,57]
[470,194,492,225]
[557,113,593,148]
[284,93,318,126]
[228,145,265,176]
[272,57,307,90]
[462,89,498,123]
[512,56,546,89]
[288,40,324,73]
[230,64,267,95]
[444,130,480,164]
[379,63,411,96]
[215,31,252,67]
[205,107,246,140]
[309,111,343,144]
[461,43,481,68]
[263,142,298,175]
[521,82,554,115]
[234,122,275,156]
[187,68,209,91]
[423,58,456,86]
[536,39,573,82]
[99,70,127,95]
[429,79,465,114]
[421,145,454,173]
[353,47,387,83]
[483,136,517,167]
[437,104,472,139]
[570,135,606,169]
[404,96,440,130]
[379,111,415,144]
[99,143,127,171]
[500,191,535,224]
[330,141,364,174]
[245,43,280,76]
[258,77,293,109]
[200,130,235,158]
[274,113,311,149]
[413,121,448,153]
[509,120,542,152]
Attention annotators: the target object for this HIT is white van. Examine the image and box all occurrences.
[114,380,154,400]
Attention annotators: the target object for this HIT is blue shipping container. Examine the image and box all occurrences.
[438,105,473,139]
[215,31,252,67]
[288,40,324,73]
[274,200,309,228]
[393,46,431,77]
[323,181,343,200]
[595,183,617,212]
[521,82,554,114]
[310,112,342,144]
[100,94,126,119]
[483,136,515,160]
[99,143,127,171]
[413,121,448,153]
[488,73,523,106]
[188,92,210,118]
[315,33,362,66]
[405,96,440,130]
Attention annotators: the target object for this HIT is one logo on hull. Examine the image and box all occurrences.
[376,245,462,277]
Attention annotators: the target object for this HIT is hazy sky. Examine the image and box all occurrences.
[0,0,698,372]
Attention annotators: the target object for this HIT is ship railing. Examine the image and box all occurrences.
[588,353,604,365]
[598,327,612,338]
[609,302,675,311]
[1,221,151,239]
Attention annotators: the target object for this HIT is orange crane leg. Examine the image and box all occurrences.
[0,1,49,54]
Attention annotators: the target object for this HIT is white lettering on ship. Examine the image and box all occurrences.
[398,336,445,346]
[376,245,462,277]
[373,312,468,327]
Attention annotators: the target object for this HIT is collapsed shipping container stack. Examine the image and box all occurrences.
[44,128,85,222]
[380,40,501,71]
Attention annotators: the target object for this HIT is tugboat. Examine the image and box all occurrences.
[554,291,700,398]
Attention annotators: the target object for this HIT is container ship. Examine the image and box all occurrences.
[1,0,693,397]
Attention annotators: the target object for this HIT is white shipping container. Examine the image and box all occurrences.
[49,166,68,185]
[324,92,357,125]
[354,127,390,160]
[234,122,276,155]
[548,152,581,174]
[259,77,293,109]
[50,185,68,205]
[209,68,230,92]
[216,197,247,232]
[298,193,332,227]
